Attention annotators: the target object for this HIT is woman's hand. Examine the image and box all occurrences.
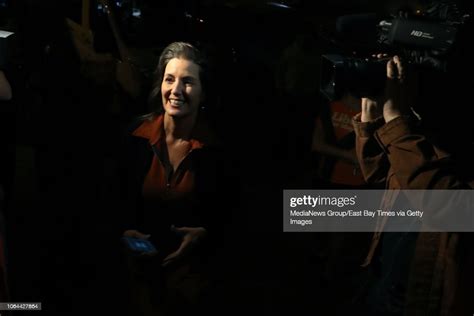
[123,229,151,240]
[162,226,207,267]
[122,230,158,257]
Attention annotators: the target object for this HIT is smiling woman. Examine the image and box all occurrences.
[161,58,203,118]
[148,42,209,116]
[119,41,228,316]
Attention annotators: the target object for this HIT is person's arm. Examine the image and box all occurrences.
[371,71,469,230]
[373,56,472,228]
[352,111,390,185]
[368,56,465,189]
[375,115,465,189]
[0,70,12,101]
[351,55,413,186]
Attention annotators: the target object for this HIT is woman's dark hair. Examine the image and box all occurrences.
[147,42,209,115]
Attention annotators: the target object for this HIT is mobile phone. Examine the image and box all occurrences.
[121,236,157,254]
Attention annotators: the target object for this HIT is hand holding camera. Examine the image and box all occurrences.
[361,55,414,123]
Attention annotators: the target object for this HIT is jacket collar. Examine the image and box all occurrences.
[131,114,216,150]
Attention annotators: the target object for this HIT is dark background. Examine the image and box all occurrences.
[1,0,471,315]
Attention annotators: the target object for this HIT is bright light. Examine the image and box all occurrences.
[267,2,291,9]
[132,8,141,18]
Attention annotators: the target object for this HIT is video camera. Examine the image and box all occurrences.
[320,1,471,100]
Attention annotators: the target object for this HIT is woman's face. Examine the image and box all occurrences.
[161,58,203,118]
